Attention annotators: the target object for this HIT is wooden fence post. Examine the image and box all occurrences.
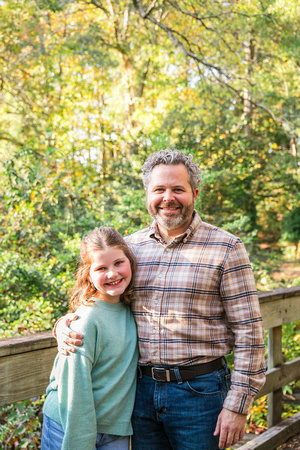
[267,325,283,427]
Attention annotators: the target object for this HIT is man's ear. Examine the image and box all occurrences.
[194,188,199,202]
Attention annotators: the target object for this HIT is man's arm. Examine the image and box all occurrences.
[216,240,266,447]
[214,409,247,449]
[54,313,83,354]
[220,240,266,413]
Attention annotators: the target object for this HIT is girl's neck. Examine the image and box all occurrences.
[93,291,121,304]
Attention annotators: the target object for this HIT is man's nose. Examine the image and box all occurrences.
[163,189,175,202]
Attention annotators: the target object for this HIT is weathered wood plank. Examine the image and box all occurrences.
[0,347,57,406]
[237,412,300,449]
[259,295,300,329]
[268,326,283,369]
[256,357,300,399]
[267,326,283,427]
[0,331,56,357]
[258,286,300,303]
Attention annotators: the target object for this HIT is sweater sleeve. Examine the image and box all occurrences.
[55,312,99,450]
[220,240,266,414]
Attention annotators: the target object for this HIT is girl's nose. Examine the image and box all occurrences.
[107,269,117,279]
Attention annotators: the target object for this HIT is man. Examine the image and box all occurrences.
[56,150,265,449]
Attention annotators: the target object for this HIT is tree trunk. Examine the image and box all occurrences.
[242,38,255,136]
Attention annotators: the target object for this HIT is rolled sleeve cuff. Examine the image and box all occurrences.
[223,390,255,415]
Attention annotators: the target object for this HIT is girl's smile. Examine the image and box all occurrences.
[89,247,132,303]
[105,279,123,286]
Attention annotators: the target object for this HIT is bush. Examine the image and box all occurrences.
[0,398,44,449]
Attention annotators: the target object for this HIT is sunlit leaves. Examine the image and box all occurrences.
[0,0,299,336]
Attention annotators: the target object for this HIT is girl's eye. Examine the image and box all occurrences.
[97,267,106,271]
[115,261,123,266]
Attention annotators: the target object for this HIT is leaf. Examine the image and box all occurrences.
[15,424,26,435]
[7,410,18,421]
[20,438,30,448]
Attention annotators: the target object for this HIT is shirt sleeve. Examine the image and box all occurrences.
[220,240,266,415]
[55,317,99,450]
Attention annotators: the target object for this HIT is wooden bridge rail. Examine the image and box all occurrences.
[1,286,300,448]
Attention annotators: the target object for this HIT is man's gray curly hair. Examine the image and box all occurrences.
[141,149,202,192]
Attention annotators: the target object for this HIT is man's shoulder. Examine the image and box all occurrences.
[198,220,241,244]
[124,226,152,244]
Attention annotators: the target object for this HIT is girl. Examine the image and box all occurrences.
[41,227,138,450]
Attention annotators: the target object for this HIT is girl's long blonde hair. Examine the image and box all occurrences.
[70,227,136,311]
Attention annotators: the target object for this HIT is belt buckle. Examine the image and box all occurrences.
[151,367,171,382]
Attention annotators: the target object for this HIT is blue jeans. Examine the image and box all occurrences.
[41,414,130,449]
[132,363,231,450]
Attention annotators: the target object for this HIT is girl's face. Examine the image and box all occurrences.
[88,246,132,303]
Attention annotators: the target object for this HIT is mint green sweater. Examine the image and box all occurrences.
[43,299,138,450]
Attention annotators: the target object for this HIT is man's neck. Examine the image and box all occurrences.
[157,216,193,244]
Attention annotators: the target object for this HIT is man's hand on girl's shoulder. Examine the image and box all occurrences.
[54,314,83,355]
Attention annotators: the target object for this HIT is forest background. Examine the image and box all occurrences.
[0,0,300,448]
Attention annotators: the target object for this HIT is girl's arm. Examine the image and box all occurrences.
[55,311,99,449]
[56,349,97,450]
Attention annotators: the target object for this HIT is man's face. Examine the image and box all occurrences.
[146,164,199,233]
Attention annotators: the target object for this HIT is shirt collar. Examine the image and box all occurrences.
[148,210,202,244]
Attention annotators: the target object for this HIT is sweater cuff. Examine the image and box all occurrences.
[52,317,64,339]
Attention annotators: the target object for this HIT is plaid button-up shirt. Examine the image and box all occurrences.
[125,211,265,414]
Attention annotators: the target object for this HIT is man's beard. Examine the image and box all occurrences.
[147,201,195,231]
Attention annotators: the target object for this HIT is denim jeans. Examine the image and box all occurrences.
[132,363,231,450]
[41,414,130,449]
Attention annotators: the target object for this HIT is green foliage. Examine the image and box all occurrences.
[0,398,44,449]
[222,216,258,248]
[282,322,300,362]
[246,396,268,434]
[0,240,79,337]
[263,322,300,368]
[282,206,300,255]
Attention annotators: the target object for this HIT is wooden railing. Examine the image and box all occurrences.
[239,286,300,450]
[1,286,300,448]
[0,331,57,406]
[255,286,300,427]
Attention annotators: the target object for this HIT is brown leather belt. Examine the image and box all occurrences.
[139,357,226,382]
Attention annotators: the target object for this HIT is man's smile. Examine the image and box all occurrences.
[158,203,181,212]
